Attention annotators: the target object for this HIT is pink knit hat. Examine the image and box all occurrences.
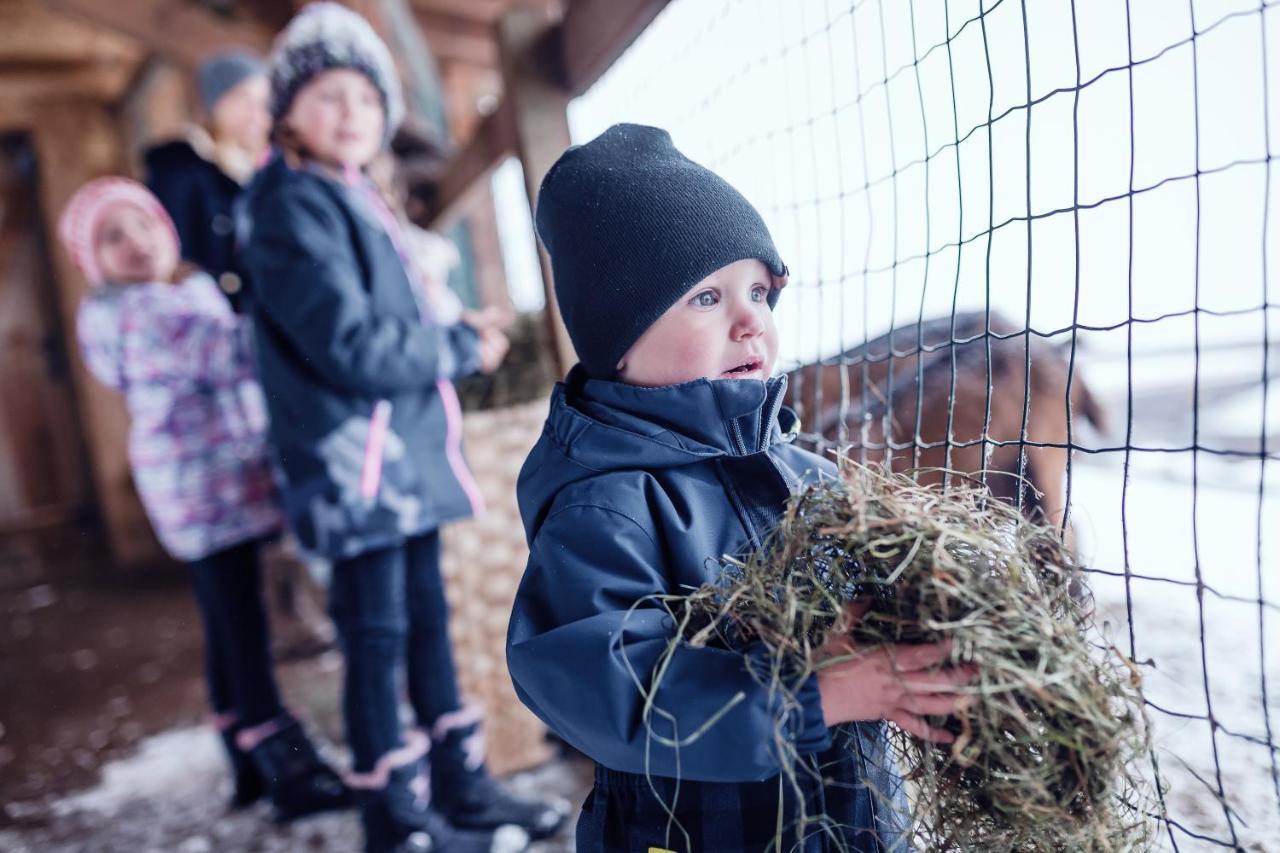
[57,177,180,287]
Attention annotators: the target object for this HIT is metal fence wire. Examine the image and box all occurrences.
[567,0,1280,847]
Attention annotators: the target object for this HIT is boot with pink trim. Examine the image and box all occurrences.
[428,706,570,840]
[238,716,353,822]
[217,724,265,809]
[347,731,530,853]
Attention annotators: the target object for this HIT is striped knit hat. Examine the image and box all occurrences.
[268,2,404,141]
[57,177,180,287]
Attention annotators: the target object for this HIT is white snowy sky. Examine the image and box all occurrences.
[494,0,1280,378]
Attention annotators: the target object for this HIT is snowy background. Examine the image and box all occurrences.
[493,0,1280,848]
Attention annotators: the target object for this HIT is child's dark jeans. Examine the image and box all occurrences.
[187,538,285,728]
[328,530,463,772]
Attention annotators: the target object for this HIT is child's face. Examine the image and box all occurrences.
[210,74,271,154]
[94,203,178,285]
[617,258,779,387]
[284,68,385,168]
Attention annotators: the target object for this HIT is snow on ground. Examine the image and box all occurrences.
[0,726,588,853]
[1070,450,1280,851]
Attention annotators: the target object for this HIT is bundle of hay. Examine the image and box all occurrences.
[670,461,1155,851]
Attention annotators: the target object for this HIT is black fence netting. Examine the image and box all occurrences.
[566,0,1280,848]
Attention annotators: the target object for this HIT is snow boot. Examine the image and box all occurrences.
[241,717,353,822]
[357,763,530,853]
[429,707,570,840]
[217,724,265,809]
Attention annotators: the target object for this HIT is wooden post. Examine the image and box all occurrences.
[497,7,577,377]
[30,99,166,568]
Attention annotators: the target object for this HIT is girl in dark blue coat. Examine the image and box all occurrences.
[509,124,977,852]
[237,5,564,852]
[145,50,270,312]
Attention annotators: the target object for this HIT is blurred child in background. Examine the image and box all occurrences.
[237,5,566,852]
[59,176,351,822]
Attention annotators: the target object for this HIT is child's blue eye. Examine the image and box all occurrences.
[751,285,769,302]
[691,290,719,307]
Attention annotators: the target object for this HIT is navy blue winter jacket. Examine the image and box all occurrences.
[509,369,901,796]
[145,139,249,311]
[237,154,483,559]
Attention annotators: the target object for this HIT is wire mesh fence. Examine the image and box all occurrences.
[562,0,1280,847]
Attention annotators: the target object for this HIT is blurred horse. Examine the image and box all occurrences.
[785,312,1107,544]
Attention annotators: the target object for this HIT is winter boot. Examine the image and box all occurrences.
[355,761,530,853]
[240,717,354,822]
[217,722,265,809]
[429,707,570,840]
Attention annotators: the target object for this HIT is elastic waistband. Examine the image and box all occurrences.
[593,763,679,791]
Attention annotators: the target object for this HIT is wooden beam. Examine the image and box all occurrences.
[46,0,272,67]
[0,60,138,106]
[427,97,515,229]
[497,7,576,376]
[410,0,559,24]
[30,100,167,568]
[414,9,499,68]
[558,0,670,95]
[422,0,672,222]
[0,0,142,65]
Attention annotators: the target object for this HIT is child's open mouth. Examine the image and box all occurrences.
[721,357,764,378]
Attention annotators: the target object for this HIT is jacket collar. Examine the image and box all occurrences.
[566,366,790,459]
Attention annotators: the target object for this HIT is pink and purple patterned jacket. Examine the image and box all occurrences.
[76,273,282,561]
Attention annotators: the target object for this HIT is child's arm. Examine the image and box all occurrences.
[508,501,832,784]
[243,187,448,396]
[75,297,124,390]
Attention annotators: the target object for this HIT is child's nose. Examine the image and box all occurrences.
[731,304,765,340]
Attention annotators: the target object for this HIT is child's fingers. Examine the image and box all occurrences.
[897,665,978,693]
[888,640,954,672]
[841,597,871,626]
[890,711,956,744]
[900,691,973,716]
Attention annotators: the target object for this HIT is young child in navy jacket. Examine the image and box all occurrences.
[508,124,976,853]
[238,5,564,852]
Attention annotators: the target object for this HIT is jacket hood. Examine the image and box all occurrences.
[517,365,796,538]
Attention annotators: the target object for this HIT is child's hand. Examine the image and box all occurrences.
[476,327,510,374]
[460,306,512,331]
[816,599,976,742]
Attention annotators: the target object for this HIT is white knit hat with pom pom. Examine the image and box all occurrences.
[269,2,404,140]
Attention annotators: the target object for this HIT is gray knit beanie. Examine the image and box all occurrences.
[268,2,404,140]
[197,50,266,114]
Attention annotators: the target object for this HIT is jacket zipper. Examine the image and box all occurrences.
[760,382,787,452]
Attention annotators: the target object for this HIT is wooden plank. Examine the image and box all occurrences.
[415,9,499,68]
[497,7,576,376]
[30,100,167,569]
[558,0,669,94]
[46,0,272,67]
[426,99,516,229]
[410,0,559,25]
[0,0,141,65]
[0,137,91,527]
[438,61,502,140]
[424,0,671,226]
[0,61,139,106]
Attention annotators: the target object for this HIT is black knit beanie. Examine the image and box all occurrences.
[535,123,788,378]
